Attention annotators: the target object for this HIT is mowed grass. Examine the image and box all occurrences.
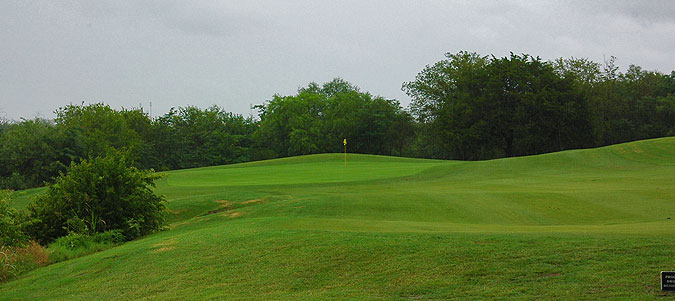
[167,154,445,187]
[2,138,674,299]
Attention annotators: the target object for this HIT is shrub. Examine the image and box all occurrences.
[26,150,167,243]
[0,190,27,247]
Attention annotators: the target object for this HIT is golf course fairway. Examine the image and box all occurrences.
[2,137,674,299]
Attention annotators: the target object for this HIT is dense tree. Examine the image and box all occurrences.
[403,52,490,159]
[151,106,256,170]
[0,104,257,189]
[483,53,592,156]
[0,119,80,189]
[55,104,147,163]
[555,58,675,146]
[255,87,328,157]
[403,51,671,160]
[255,78,414,158]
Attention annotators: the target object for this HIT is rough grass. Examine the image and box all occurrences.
[0,242,50,282]
[46,231,125,263]
[2,137,674,299]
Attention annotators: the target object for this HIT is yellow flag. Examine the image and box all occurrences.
[343,138,347,145]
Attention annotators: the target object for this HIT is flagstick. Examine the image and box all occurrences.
[343,138,347,167]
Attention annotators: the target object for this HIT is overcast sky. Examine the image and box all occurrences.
[1,0,674,120]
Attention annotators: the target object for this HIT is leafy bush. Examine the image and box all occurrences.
[26,150,167,243]
[0,190,27,247]
[47,231,125,263]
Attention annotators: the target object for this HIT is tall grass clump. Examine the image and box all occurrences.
[0,242,50,282]
[1,190,42,281]
[47,231,125,263]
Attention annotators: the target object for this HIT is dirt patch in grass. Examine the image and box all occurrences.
[201,201,236,216]
[215,200,233,207]
[151,246,175,253]
[221,211,244,218]
[150,239,177,253]
[205,207,229,215]
[201,198,263,218]
[72,270,91,278]
[152,239,175,248]
[168,220,194,229]
[168,209,182,214]
[539,273,560,278]
[242,199,264,205]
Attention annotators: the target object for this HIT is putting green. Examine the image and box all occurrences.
[167,154,446,186]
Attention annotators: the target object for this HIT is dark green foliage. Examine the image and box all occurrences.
[55,103,149,166]
[590,66,675,145]
[0,103,256,189]
[0,191,27,247]
[0,119,80,190]
[255,78,414,157]
[25,150,166,243]
[404,51,674,160]
[151,106,256,170]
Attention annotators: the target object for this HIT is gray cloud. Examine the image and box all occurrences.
[585,0,675,23]
[1,0,674,120]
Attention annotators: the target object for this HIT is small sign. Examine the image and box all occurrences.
[663,271,675,291]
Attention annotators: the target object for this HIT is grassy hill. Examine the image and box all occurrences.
[3,138,674,299]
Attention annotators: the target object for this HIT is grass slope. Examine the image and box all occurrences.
[3,138,674,299]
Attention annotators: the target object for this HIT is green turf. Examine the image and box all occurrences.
[10,186,45,209]
[2,137,674,299]
[166,154,444,187]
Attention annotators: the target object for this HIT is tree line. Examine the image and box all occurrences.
[1,51,673,190]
